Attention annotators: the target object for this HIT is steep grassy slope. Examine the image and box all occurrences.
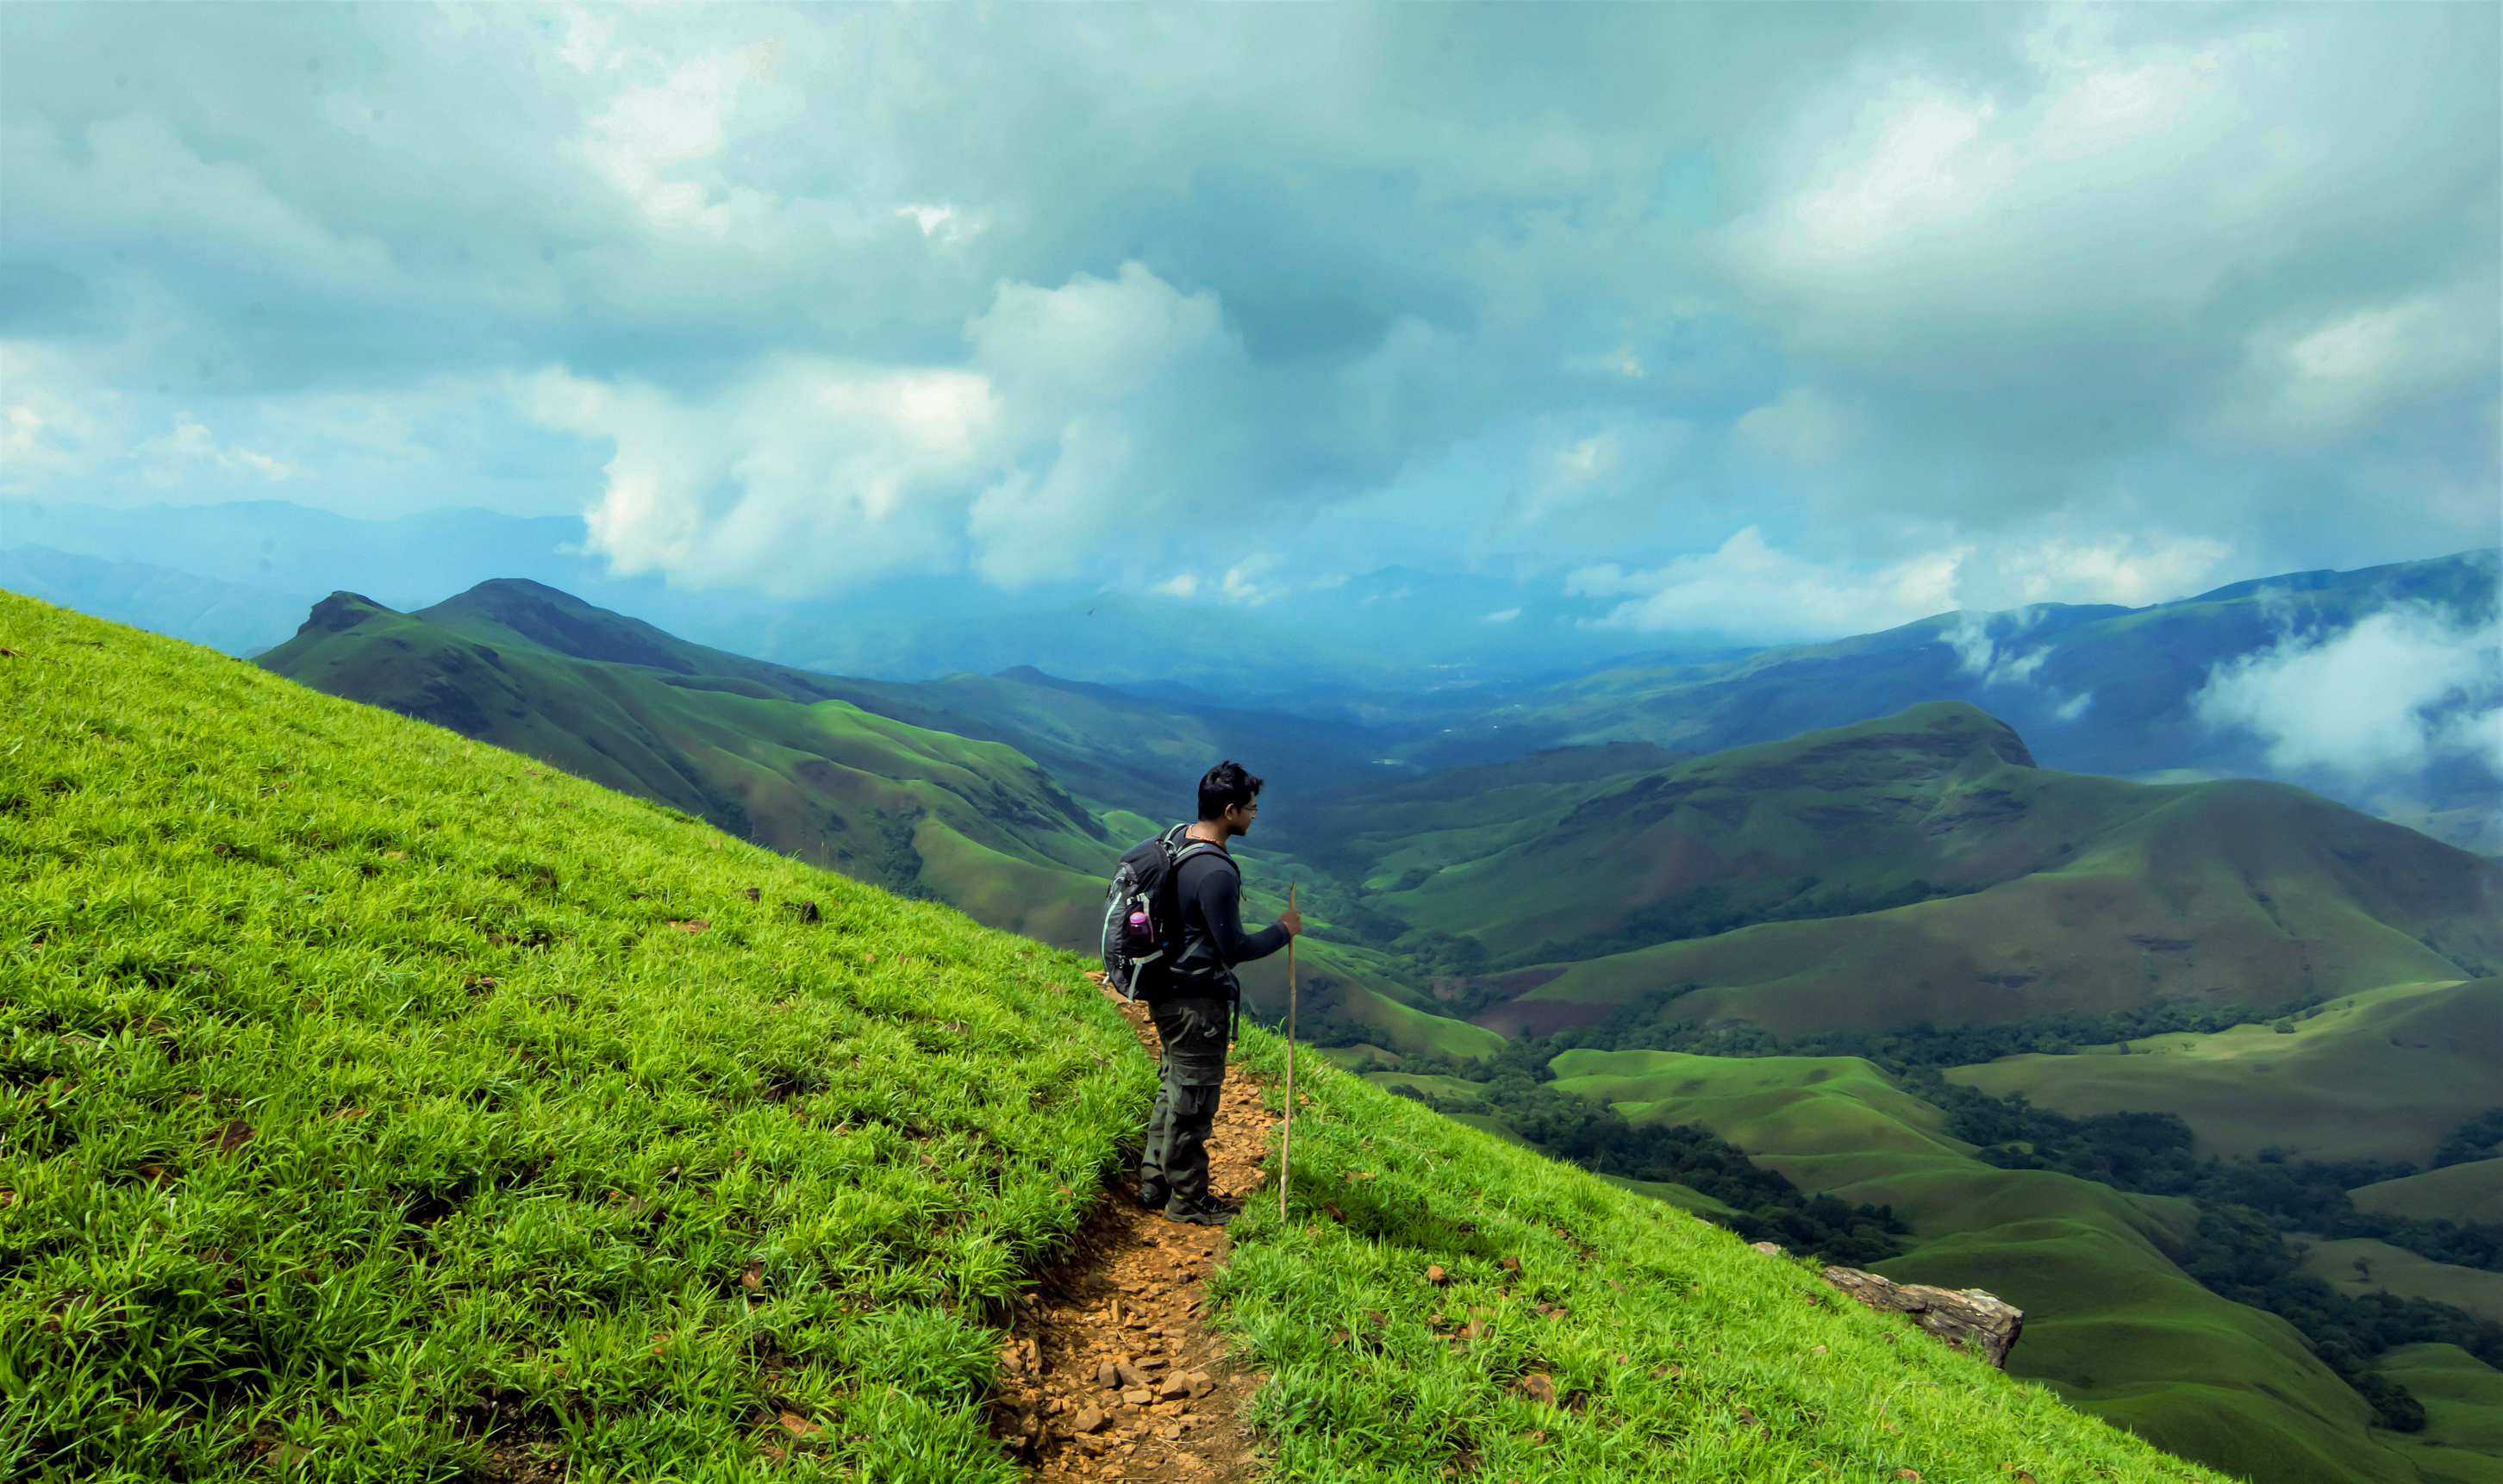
[1213,1032,2224,1484]
[0,590,1151,1481]
[256,589,1116,947]
[1382,706,2503,1040]
[2,589,2237,1484]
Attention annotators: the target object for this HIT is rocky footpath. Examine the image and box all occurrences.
[986,982,1284,1481]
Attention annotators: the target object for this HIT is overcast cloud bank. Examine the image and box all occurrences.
[1,3,2494,641]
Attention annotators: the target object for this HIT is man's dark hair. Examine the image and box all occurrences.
[1198,760,1264,821]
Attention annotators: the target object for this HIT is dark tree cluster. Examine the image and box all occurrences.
[2436,1107,2503,1169]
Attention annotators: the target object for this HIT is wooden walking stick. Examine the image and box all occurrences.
[1279,881,1298,1225]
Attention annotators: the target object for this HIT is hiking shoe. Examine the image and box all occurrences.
[1161,1194,1239,1227]
[1136,1183,1169,1212]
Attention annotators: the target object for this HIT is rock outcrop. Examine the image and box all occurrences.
[1820,1266,2025,1368]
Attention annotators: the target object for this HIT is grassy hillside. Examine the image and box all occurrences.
[256,588,1117,948]
[2,589,1152,1481]
[2356,1162,2503,1226]
[2300,1238,2503,1325]
[1947,979,2503,1166]
[1209,1030,2226,1484]
[2,589,2242,1484]
[1333,705,2500,1044]
[2378,1345,2503,1481]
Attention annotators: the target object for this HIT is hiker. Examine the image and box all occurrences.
[1136,760,1301,1225]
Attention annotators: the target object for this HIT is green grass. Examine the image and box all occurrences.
[257,590,1120,950]
[1532,1047,2448,1484]
[1206,1033,2228,1484]
[3,589,2263,1484]
[2,590,1153,1481]
[2298,1238,2503,1325]
[2379,1345,2503,1480]
[2357,1162,2503,1226]
[1474,756,2498,1041]
[1947,980,2503,1165]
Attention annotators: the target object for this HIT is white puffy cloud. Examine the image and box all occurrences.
[2194,605,2503,777]
[517,260,1333,595]
[513,353,996,595]
[1711,5,2497,548]
[1571,526,2235,643]
[0,346,108,492]
[1961,532,2232,610]
[1569,526,1963,641]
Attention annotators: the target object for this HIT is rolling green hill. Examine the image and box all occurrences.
[365,580,1380,821]
[0,588,2240,1484]
[2357,1162,2503,1227]
[1946,979,2503,1167]
[255,587,1119,948]
[1316,704,2501,1044]
[1376,1015,2503,1484]
[36,573,2503,1482]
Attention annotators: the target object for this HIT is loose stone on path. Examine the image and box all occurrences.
[984,977,1281,1481]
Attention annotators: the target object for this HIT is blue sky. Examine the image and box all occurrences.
[2,1,2496,643]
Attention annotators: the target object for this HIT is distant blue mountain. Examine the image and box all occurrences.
[0,545,307,655]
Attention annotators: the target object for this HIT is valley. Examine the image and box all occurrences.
[16,551,2503,1483]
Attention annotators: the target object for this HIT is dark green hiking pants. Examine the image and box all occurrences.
[1139,995,1229,1202]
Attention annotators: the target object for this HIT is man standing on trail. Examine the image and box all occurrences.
[1138,760,1302,1226]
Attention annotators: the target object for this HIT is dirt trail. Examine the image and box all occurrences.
[986,980,1283,1481]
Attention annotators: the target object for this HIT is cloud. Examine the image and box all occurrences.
[1488,412,1703,547]
[0,2,2490,589]
[513,353,995,595]
[2203,281,2500,452]
[1964,532,2232,610]
[1733,386,1866,469]
[2193,604,2503,777]
[136,412,305,486]
[1483,607,1521,623]
[521,260,1370,595]
[1572,526,2235,644]
[1569,526,1963,642]
[0,347,107,491]
[1710,5,2498,550]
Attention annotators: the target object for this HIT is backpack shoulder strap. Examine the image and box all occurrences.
[1169,836,1230,870]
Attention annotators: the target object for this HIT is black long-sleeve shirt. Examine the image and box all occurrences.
[1161,841,1288,996]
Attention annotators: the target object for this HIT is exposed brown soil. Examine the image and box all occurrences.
[986,978,1282,1481]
